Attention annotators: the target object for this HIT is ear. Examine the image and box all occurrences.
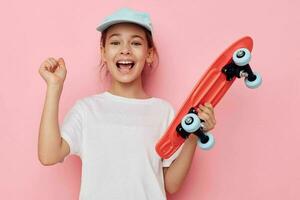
[100,46,106,62]
[146,48,154,64]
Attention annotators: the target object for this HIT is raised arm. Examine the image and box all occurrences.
[37,57,69,165]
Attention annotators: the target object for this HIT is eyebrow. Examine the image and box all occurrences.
[108,33,144,40]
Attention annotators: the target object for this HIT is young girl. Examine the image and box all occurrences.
[38,7,216,200]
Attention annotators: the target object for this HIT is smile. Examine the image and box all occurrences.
[116,60,135,73]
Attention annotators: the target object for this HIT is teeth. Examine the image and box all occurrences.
[117,60,134,64]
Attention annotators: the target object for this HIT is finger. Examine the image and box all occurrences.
[197,107,209,119]
[45,58,54,67]
[198,111,212,126]
[39,65,52,79]
[43,61,52,71]
[201,103,216,123]
[201,120,213,132]
[199,105,214,122]
[204,102,214,113]
[48,57,58,67]
[198,110,214,130]
[199,104,212,115]
[42,59,52,71]
[48,58,59,72]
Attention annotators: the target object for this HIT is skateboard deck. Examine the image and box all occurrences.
[156,36,261,159]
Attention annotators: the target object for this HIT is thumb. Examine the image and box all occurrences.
[57,57,66,69]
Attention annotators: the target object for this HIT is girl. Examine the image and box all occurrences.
[38,7,216,200]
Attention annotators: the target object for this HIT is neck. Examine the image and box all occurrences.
[108,76,150,99]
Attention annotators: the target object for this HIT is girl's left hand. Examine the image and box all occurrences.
[197,103,216,132]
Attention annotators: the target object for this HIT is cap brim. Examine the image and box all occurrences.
[96,19,151,33]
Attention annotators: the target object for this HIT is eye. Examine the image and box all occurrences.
[132,42,142,46]
[110,41,120,45]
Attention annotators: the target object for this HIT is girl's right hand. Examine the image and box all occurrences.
[39,57,67,86]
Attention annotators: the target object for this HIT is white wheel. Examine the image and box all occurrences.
[181,113,202,133]
[245,71,262,89]
[233,48,251,66]
[197,132,215,150]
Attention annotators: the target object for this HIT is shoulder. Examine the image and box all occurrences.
[75,92,106,106]
[152,97,175,113]
[71,93,103,112]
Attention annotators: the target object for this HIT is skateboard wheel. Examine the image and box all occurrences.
[244,71,262,89]
[233,48,251,66]
[198,132,215,150]
[181,113,202,133]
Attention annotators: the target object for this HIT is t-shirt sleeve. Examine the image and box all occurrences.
[60,100,85,158]
[162,104,183,167]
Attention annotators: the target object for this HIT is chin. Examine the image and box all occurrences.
[114,74,141,84]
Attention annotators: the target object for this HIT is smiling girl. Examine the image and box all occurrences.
[38,7,216,200]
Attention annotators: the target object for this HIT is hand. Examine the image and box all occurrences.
[38,57,67,86]
[197,103,216,132]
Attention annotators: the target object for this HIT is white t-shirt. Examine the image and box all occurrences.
[60,91,182,200]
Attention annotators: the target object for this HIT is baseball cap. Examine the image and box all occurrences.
[96,8,153,34]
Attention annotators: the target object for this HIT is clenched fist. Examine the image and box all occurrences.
[38,57,67,86]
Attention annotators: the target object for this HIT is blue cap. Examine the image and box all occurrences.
[96,8,153,34]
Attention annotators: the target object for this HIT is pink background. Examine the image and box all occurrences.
[1,0,299,199]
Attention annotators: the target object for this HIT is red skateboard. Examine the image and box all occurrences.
[156,36,262,159]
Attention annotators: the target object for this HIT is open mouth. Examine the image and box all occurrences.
[116,60,135,73]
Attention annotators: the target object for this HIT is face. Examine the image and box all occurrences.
[101,23,153,84]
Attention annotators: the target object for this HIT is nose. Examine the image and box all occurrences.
[120,44,131,55]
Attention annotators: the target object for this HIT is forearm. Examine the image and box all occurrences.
[164,134,198,194]
[38,84,63,164]
[164,102,216,194]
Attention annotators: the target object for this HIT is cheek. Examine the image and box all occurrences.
[104,50,117,61]
[134,48,148,60]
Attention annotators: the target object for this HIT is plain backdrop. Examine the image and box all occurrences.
[1,0,299,199]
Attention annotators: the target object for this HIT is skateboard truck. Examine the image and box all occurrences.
[222,48,262,89]
[176,107,204,139]
[176,107,215,150]
[222,63,256,81]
